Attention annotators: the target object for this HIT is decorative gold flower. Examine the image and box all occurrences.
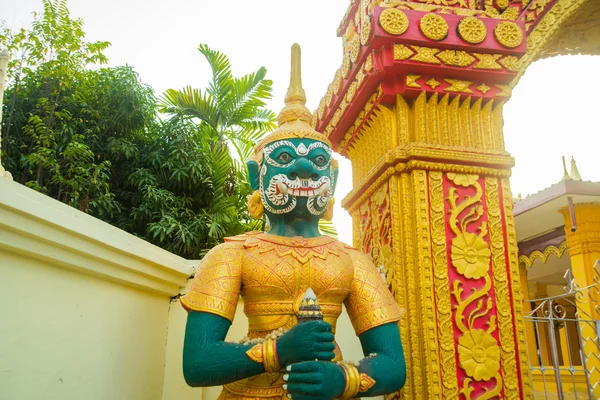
[458,17,487,44]
[379,8,409,36]
[458,329,501,381]
[447,173,479,187]
[451,232,490,279]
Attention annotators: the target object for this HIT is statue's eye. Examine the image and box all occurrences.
[277,152,292,163]
[314,155,327,165]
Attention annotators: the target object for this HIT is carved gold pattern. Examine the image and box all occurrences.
[447,174,503,398]
[457,329,501,380]
[502,178,534,399]
[246,344,263,364]
[477,83,491,93]
[183,232,404,399]
[473,53,503,69]
[458,17,488,44]
[333,69,342,95]
[364,53,373,72]
[425,77,441,89]
[341,54,351,78]
[317,98,325,120]
[393,44,414,60]
[436,50,476,67]
[325,84,333,107]
[348,35,361,63]
[419,13,449,41]
[495,84,512,97]
[518,241,569,268]
[499,55,520,71]
[361,15,372,45]
[494,21,524,48]
[486,177,522,398]
[444,78,473,93]
[413,169,442,397]
[406,74,422,88]
[359,373,376,392]
[413,0,468,7]
[379,8,409,35]
[411,46,441,64]
[429,171,459,398]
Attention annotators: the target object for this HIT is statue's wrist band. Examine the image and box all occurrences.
[339,363,361,399]
[262,337,281,373]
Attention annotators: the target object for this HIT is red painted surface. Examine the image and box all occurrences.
[442,175,506,399]
[317,7,527,150]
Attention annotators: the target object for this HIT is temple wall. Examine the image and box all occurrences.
[0,178,195,400]
[0,178,369,400]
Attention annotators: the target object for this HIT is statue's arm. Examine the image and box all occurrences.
[356,322,406,396]
[182,311,264,387]
[183,311,336,387]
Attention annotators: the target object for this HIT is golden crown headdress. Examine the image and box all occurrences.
[252,44,332,162]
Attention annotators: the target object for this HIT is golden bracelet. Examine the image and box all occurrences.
[262,337,281,373]
[339,363,361,400]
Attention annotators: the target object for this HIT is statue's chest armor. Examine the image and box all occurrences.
[238,236,354,336]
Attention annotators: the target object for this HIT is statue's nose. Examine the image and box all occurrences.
[290,158,317,179]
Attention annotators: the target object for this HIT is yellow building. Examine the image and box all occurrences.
[515,160,600,399]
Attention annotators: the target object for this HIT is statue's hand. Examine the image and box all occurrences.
[277,321,335,366]
[282,361,345,400]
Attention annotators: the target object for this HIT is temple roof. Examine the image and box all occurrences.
[513,179,600,243]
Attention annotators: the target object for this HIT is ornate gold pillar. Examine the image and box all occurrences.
[314,1,600,398]
[560,203,600,397]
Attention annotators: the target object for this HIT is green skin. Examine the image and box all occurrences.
[183,138,407,399]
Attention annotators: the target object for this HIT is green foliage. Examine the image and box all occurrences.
[2,0,336,258]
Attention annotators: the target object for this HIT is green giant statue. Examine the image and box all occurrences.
[180,44,406,400]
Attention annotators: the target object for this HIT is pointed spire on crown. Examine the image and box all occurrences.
[277,44,313,127]
[561,156,570,181]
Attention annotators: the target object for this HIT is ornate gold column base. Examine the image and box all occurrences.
[561,203,600,398]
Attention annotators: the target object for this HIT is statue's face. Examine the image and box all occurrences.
[249,138,337,219]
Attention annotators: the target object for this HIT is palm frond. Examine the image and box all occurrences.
[318,219,338,239]
[198,44,233,103]
[158,87,220,131]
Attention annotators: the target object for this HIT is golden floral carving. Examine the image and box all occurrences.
[494,21,523,48]
[446,172,502,397]
[325,84,333,107]
[364,53,373,72]
[346,81,359,102]
[486,177,521,398]
[457,329,501,381]
[341,54,351,78]
[414,0,467,7]
[477,83,491,94]
[443,78,473,94]
[425,77,441,89]
[317,98,325,120]
[393,44,414,60]
[429,172,459,397]
[411,46,441,64]
[348,35,360,63]
[498,55,520,71]
[502,178,535,399]
[473,53,502,69]
[406,74,421,88]
[447,173,478,186]
[436,50,475,67]
[501,6,520,20]
[379,8,409,35]
[458,17,488,44]
[361,16,372,45]
[451,233,492,279]
[419,13,449,41]
[333,69,342,95]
